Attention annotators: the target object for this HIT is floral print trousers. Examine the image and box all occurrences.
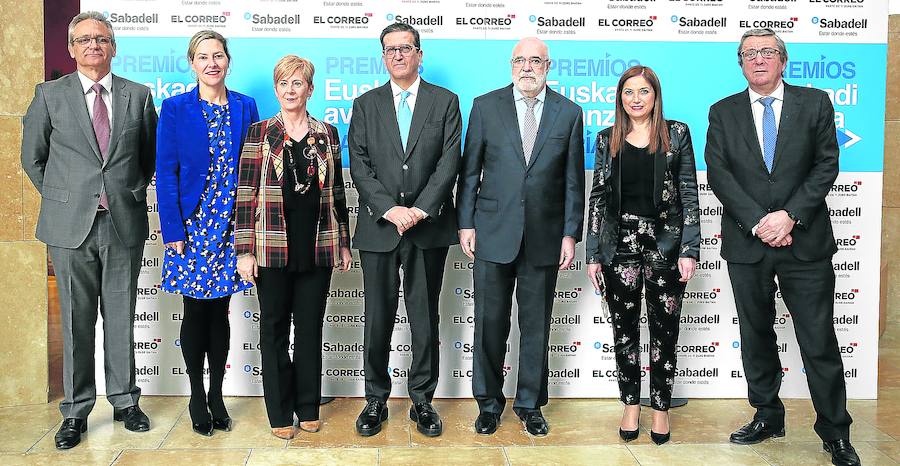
[601,213,686,411]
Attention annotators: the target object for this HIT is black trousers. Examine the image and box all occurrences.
[256,266,332,427]
[359,238,448,404]
[728,247,852,441]
[472,243,559,415]
[601,214,686,411]
[180,296,231,420]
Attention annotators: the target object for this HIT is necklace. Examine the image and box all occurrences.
[283,122,320,194]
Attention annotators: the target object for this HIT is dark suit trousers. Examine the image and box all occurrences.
[360,238,448,404]
[256,266,332,426]
[49,210,143,420]
[472,244,559,415]
[727,246,852,441]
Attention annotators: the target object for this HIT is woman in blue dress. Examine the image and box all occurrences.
[156,30,259,436]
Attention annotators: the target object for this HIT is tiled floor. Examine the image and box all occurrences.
[2,332,899,465]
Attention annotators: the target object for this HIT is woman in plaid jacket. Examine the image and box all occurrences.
[234,55,351,439]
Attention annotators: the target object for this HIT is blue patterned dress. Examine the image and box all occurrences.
[161,100,251,298]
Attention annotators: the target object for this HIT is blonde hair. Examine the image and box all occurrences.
[187,30,230,62]
[273,55,315,85]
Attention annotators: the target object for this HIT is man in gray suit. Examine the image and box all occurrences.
[21,11,156,449]
[457,37,584,436]
[348,22,461,437]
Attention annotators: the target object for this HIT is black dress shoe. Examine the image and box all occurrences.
[619,427,639,442]
[192,420,214,437]
[355,399,388,437]
[212,417,233,432]
[729,420,785,445]
[55,418,87,450]
[823,439,861,466]
[517,410,549,436]
[475,412,501,435]
[113,405,151,432]
[409,402,442,437]
[650,430,670,445]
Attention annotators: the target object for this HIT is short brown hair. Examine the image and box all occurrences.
[273,55,315,86]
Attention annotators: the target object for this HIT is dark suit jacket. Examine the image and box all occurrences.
[21,72,157,248]
[156,87,259,243]
[585,120,701,266]
[704,82,839,264]
[348,79,462,252]
[457,84,585,266]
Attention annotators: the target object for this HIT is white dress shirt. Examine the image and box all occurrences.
[390,76,421,114]
[748,81,784,157]
[512,84,546,138]
[77,71,113,127]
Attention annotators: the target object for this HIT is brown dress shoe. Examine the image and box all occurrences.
[299,420,321,433]
[271,426,296,439]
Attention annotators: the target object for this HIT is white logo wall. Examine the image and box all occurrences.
[85,0,886,399]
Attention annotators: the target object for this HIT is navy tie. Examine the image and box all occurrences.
[760,96,776,173]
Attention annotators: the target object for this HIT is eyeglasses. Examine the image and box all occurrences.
[739,47,780,61]
[383,45,418,57]
[71,35,113,47]
[511,56,548,68]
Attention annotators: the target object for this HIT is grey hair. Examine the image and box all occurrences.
[737,28,787,65]
[67,11,116,47]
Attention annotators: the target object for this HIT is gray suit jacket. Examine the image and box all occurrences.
[348,79,462,252]
[22,72,157,248]
[457,84,585,266]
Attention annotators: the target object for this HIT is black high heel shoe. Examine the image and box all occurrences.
[212,417,233,432]
[189,395,214,437]
[650,430,670,445]
[207,392,232,431]
[619,426,640,442]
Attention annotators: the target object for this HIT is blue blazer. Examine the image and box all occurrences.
[156,87,259,243]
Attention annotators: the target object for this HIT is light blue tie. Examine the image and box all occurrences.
[398,90,412,150]
[760,96,776,173]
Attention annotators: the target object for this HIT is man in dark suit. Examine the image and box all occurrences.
[457,37,584,436]
[348,22,462,437]
[21,12,156,450]
[705,29,859,465]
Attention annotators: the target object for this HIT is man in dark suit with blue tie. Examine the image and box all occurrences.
[348,23,462,438]
[457,37,584,436]
[705,29,859,466]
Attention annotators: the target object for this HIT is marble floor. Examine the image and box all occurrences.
[3,329,899,466]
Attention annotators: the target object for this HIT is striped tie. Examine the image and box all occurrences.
[760,96,776,173]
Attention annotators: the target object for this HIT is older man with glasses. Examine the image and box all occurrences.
[21,11,157,449]
[348,22,462,438]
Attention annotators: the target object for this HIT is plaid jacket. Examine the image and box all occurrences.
[234,113,350,268]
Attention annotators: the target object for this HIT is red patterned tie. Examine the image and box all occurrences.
[91,83,110,209]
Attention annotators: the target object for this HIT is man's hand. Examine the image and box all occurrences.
[755,210,795,245]
[459,228,476,259]
[678,257,697,283]
[587,263,603,293]
[385,206,418,235]
[165,241,184,255]
[336,247,352,272]
[237,254,258,285]
[559,236,576,270]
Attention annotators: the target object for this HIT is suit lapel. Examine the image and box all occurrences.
[373,83,405,159]
[104,75,130,166]
[771,84,800,174]
[404,81,434,160]
[733,90,769,173]
[266,113,286,181]
[498,85,526,169]
[527,89,560,171]
[65,74,103,161]
[227,89,245,155]
[653,143,666,207]
[185,87,209,166]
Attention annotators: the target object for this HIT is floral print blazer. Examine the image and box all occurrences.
[585,120,701,265]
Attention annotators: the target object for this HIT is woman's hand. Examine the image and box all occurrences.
[336,247,352,272]
[587,263,603,293]
[237,254,258,285]
[678,257,697,283]
[165,241,185,255]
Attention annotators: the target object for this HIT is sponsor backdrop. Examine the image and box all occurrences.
[83,0,886,399]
